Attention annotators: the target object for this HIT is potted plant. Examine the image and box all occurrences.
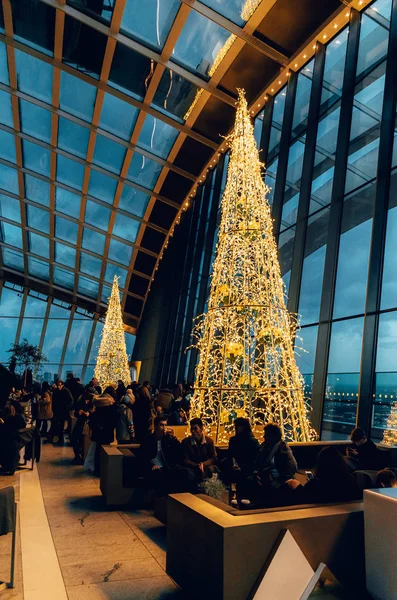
[7,339,47,387]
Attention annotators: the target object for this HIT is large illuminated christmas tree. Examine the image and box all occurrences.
[382,403,397,446]
[94,276,131,388]
[190,90,316,444]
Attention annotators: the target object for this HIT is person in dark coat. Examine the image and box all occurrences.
[52,380,73,445]
[181,418,218,492]
[71,392,93,464]
[286,446,359,504]
[222,417,260,484]
[89,394,117,475]
[345,427,381,471]
[237,423,297,506]
[132,381,153,443]
[87,378,102,395]
[0,405,26,474]
[64,373,84,405]
[139,416,186,495]
[116,380,127,403]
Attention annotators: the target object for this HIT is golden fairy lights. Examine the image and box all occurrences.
[382,403,397,446]
[189,90,316,444]
[94,276,131,388]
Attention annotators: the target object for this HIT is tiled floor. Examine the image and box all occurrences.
[10,442,184,599]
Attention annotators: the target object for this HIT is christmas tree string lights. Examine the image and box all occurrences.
[94,275,131,388]
[382,403,397,446]
[189,89,316,444]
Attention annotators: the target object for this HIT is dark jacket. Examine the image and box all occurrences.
[353,439,380,470]
[293,475,359,505]
[181,435,217,467]
[255,440,297,482]
[52,387,73,419]
[89,396,117,444]
[227,433,259,474]
[140,433,183,470]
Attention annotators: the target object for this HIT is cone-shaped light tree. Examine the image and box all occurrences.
[94,275,131,388]
[382,404,397,446]
[190,90,316,444]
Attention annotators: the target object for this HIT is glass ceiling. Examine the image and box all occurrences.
[0,0,326,323]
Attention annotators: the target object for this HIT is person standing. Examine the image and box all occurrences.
[89,394,118,476]
[132,381,153,443]
[52,380,73,445]
[37,391,53,438]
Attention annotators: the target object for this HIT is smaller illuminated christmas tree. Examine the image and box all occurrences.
[94,276,131,388]
[382,402,397,446]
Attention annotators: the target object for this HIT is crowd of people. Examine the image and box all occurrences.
[1,375,396,511]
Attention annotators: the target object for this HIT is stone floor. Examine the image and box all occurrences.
[1,443,184,599]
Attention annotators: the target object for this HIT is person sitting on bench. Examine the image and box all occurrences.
[345,427,380,471]
[181,418,218,492]
[139,416,186,495]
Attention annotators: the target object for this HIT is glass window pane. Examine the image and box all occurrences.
[92,136,126,174]
[22,140,50,177]
[78,276,99,299]
[42,318,69,363]
[63,318,93,363]
[66,0,115,24]
[55,242,76,267]
[0,130,16,163]
[121,0,179,49]
[108,239,132,266]
[298,208,329,325]
[119,185,149,218]
[0,89,13,127]
[0,286,23,316]
[99,93,138,140]
[152,68,199,123]
[0,41,9,85]
[27,205,50,233]
[310,105,341,215]
[0,194,20,223]
[291,60,313,139]
[54,266,74,290]
[104,263,128,288]
[82,227,106,254]
[19,100,51,143]
[323,317,364,438]
[55,187,81,217]
[173,10,230,78]
[24,295,47,317]
[320,28,348,112]
[55,216,78,244]
[268,88,286,159]
[60,71,97,121]
[58,117,90,158]
[2,222,23,248]
[278,227,295,296]
[85,200,111,231]
[295,325,318,398]
[373,311,397,437]
[356,3,391,78]
[87,320,104,363]
[63,16,107,80]
[0,317,19,362]
[345,63,385,196]
[113,213,139,242]
[127,152,162,189]
[29,232,49,258]
[0,164,19,194]
[12,0,55,56]
[28,256,49,280]
[88,170,118,203]
[137,115,179,159]
[109,43,151,101]
[18,318,44,347]
[80,252,102,278]
[15,49,53,103]
[101,284,112,303]
[57,155,85,190]
[2,248,24,271]
[281,138,305,230]
[333,183,375,319]
[25,174,50,207]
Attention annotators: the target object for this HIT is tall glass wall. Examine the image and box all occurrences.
[0,281,135,383]
[135,0,397,441]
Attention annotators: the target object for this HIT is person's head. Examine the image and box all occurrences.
[376,468,397,488]
[91,377,99,386]
[124,389,134,403]
[350,427,367,446]
[263,423,282,446]
[117,380,124,386]
[56,379,64,390]
[154,416,167,437]
[143,380,150,389]
[234,417,252,436]
[66,373,74,380]
[190,417,204,440]
[315,446,351,483]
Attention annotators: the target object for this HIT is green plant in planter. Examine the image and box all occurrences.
[8,339,47,387]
